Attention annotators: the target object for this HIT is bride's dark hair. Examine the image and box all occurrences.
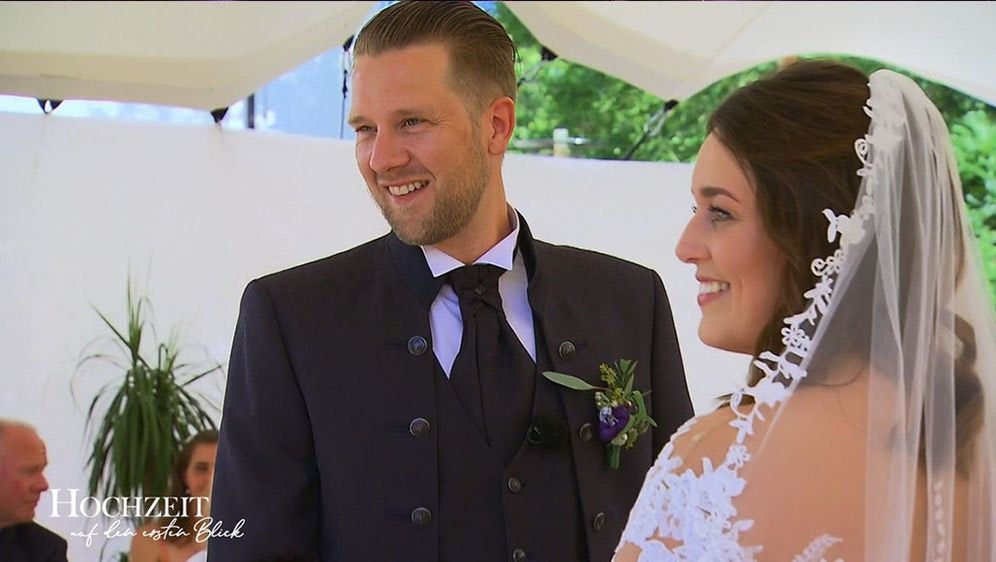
[708,59,983,475]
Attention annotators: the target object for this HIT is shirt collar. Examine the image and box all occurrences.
[422,206,520,278]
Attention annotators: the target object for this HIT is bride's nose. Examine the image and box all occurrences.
[675,217,706,264]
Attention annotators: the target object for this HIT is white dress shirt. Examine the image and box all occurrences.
[422,208,536,376]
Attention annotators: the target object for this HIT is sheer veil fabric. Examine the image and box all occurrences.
[617,70,995,560]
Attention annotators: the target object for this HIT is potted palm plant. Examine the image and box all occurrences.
[73,276,222,516]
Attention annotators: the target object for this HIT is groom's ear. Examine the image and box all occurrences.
[485,96,515,156]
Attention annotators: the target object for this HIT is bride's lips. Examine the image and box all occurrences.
[696,276,730,307]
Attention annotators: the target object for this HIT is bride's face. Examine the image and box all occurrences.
[676,134,786,355]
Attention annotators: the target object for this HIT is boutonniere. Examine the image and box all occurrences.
[543,359,656,470]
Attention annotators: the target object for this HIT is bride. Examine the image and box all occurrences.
[615,60,995,560]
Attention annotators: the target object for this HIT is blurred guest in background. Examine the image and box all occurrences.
[0,418,68,562]
[131,429,218,562]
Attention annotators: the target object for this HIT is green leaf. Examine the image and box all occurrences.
[542,371,601,391]
[614,359,636,395]
[617,358,635,374]
[611,416,636,448]
[606,445,621,470]
[632,391,658,428]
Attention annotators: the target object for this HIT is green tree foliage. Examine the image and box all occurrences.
[951,111,996,293]
[496,3,775,162]
[495,3,996,301]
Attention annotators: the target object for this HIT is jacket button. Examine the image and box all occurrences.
[578,422,594,442]
[506,477,522,493]
[593,511,608,531]
[408,335,428,356]
[409,417,430,437]
[512,549,526,561]
[411,507,432,525]
[558,340,576,360]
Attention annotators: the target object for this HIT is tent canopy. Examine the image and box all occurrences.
[1,1,994,111]
[508,1,996,105]
[0,1,377,111]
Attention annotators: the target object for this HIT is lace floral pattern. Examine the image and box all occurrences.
[618,415,761,561]
[616,84,897,561]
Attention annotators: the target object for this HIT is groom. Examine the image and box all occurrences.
[209,2,692,561]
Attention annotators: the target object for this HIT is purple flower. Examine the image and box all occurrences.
[598,405,631,443]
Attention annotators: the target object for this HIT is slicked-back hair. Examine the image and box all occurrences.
[353,1,517,115]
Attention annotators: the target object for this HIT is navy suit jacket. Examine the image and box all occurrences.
[210,215,693,561]
[0,522,69,562]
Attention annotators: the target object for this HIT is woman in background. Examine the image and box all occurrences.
[130,429,218,562]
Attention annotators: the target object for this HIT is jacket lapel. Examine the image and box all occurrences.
[379,234,442,405]
[517,215,600,435]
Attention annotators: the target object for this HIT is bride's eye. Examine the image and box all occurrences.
[709,205,733,223]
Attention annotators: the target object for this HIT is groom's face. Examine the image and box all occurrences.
[348,43,492,247]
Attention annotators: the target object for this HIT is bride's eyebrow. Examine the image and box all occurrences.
[698,185,741,203]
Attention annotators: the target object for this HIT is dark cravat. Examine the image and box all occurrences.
[447,264,535,463]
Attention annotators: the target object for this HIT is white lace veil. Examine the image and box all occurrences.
[722,69,996,560]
